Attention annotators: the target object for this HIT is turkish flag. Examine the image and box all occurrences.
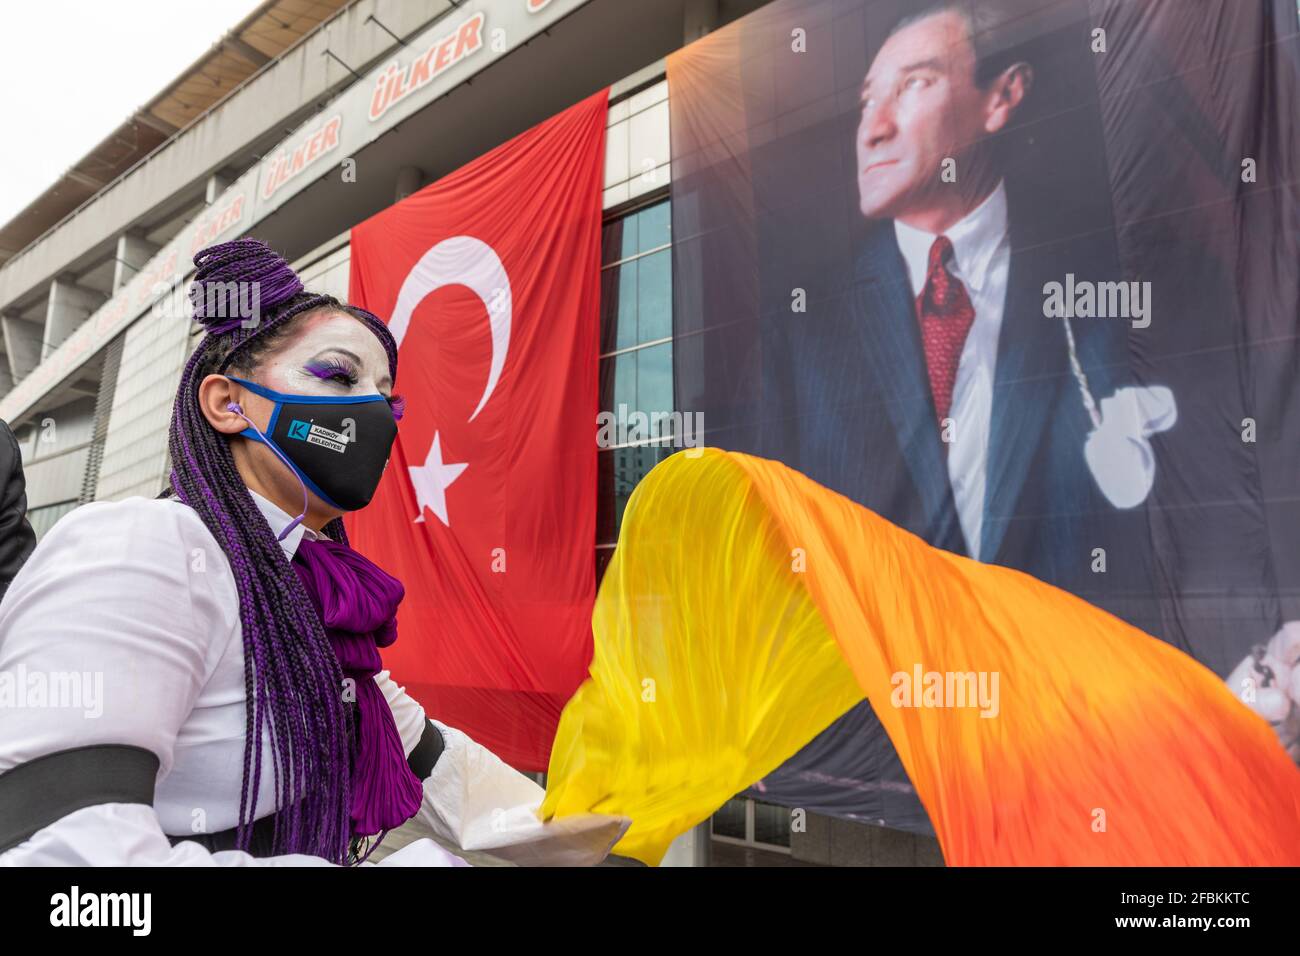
[347,89,607,770]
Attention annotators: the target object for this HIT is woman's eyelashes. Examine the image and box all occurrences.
[303,356,359,388]
[303,356,407,421]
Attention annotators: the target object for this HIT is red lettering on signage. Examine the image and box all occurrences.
[224,194,245,228]
[367,13,485,122]
[100,297,127,330]
[370,64,397,120]
[411,48,434,88]
[192,194,246,252]
[322,116,340,149]
[433,36,455,73]
[261,156,281,200]
[260,115,342,199]
[455,13,485,59]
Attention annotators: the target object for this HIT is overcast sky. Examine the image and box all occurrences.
[0,0,266,227]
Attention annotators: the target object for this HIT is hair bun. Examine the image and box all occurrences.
[190,238,304,334]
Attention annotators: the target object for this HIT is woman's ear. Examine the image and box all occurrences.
[197,374,249,435]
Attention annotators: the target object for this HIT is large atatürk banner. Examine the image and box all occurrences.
[668,0,1300,831]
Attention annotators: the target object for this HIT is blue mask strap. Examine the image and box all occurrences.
[227,375,387,405]
[224,391,308,543]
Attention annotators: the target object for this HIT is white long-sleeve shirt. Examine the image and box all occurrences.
[893,181,1011,559]
[0,490,625,866]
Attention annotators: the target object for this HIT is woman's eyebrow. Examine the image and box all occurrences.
[310,347,364,366]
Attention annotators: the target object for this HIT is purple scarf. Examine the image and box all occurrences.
[290,537,423,837]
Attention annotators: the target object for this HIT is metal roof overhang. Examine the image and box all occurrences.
[0,0,354,266]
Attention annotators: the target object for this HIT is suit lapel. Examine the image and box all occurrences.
[852,226,966,554]
[980,241,1067,563]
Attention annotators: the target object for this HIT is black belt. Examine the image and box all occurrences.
[406,717,445,779]
[169,809,283,855]
[170,719,446,856]
[1,720,445,857]
[0,744,158,853]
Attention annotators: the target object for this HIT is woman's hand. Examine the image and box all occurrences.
[415,719,630,866]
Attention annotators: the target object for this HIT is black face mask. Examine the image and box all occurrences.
[227,376,398,512]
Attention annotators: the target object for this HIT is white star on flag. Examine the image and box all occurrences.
[409,431,467,527]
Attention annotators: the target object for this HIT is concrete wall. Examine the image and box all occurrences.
[295,242,353,302]
[793,812,946,867]
[94,305,196,502]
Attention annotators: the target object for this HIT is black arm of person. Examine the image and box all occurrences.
[406,719,445,779]
[0,725,447,856]
[0,420,37,602]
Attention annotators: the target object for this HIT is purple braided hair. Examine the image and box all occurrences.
[166,238,398,863]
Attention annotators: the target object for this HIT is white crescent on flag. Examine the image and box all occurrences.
[389,234,512,421]
[390,235,512,527]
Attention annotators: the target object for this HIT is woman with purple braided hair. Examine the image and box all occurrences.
[0,238,627,866]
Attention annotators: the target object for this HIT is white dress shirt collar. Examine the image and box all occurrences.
[247,488,323,560]
[894,180,1009,298]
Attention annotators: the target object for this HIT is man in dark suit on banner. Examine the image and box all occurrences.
[754,0,1300,828]
[756,0,1190,826]
[765,0,1166,609]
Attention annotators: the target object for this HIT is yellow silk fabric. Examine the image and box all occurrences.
[541,449,1300,865]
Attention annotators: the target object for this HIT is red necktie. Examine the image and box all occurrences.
[915,235,976,424]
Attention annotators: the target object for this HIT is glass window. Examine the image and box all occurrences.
[712,798,748,840]
[635,249,672,343]
[600,215,635,267]
[752,800,793,848]
[638,201,671,251]
[636,343,672,427]
[600,266,637,354]
[596,198,672,579]
[711,797,794,851]
[602,200,671,267]
[601,201,673,353]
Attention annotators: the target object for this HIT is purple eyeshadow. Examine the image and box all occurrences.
[304,356,359,384]
[303,355,405,420]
